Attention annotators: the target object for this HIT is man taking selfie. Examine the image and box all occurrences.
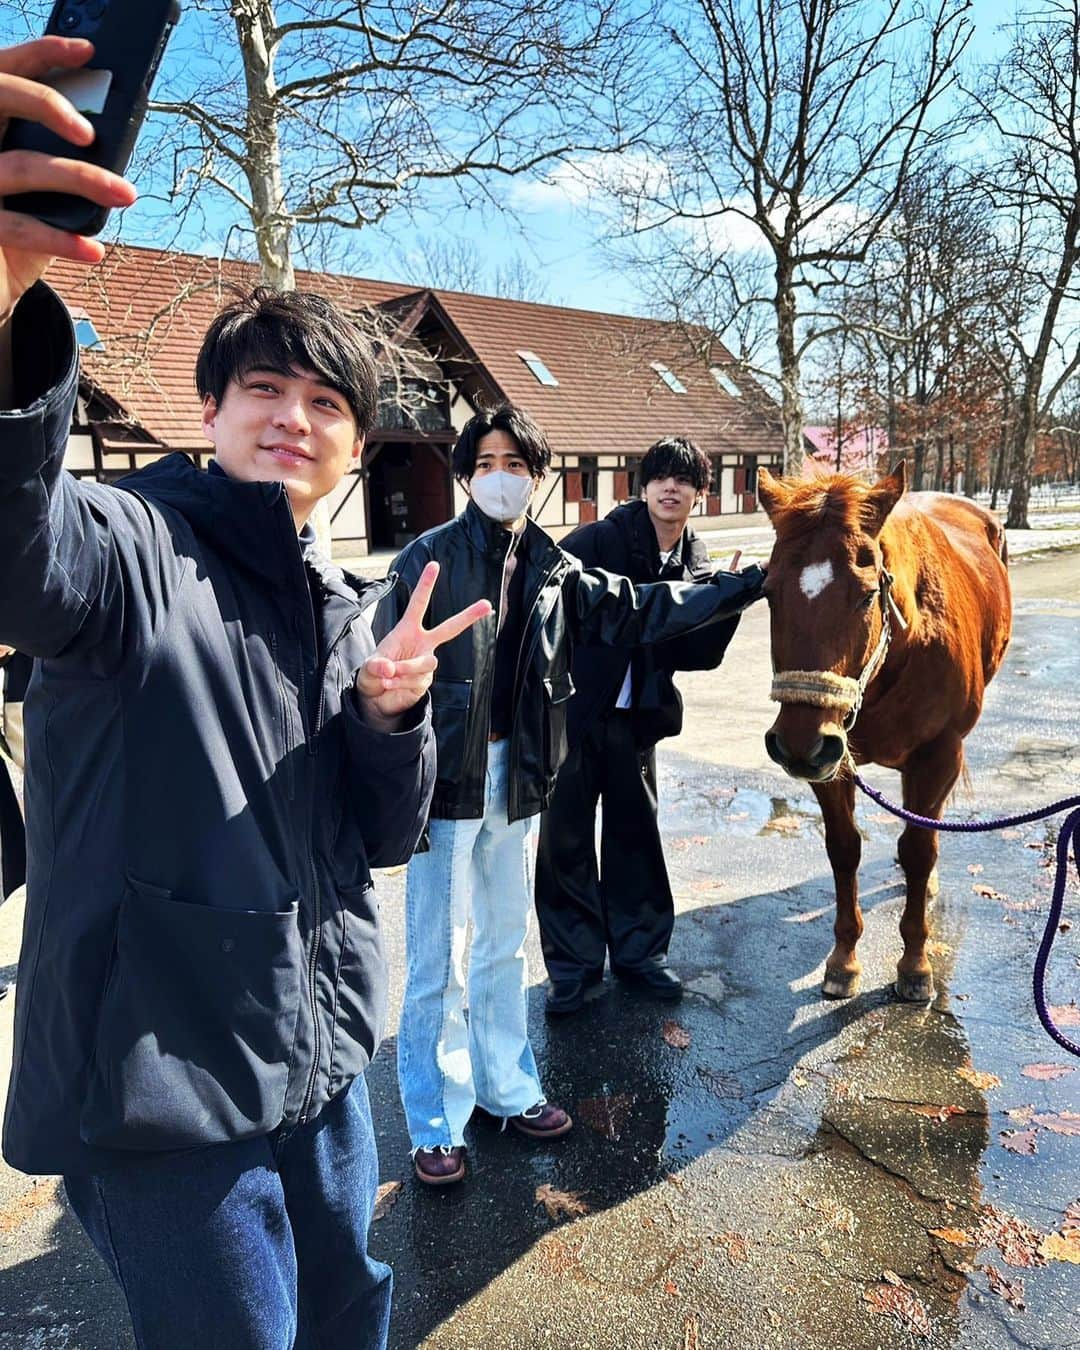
[0,34,489,1350]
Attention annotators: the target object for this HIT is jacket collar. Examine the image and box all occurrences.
[116,452,368,603]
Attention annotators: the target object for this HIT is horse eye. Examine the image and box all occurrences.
[861,591,877,608]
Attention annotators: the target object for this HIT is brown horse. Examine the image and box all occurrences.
[757,463,1012,1002]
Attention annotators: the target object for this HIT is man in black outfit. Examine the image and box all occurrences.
[536,437,744,1013]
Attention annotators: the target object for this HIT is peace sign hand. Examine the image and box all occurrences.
[355,561,491,727]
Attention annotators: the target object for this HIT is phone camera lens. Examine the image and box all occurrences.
[59,11,81,29]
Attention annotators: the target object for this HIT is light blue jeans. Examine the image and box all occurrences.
[398,740,544,1152]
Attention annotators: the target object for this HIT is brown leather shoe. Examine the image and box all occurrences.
[508,1102,573,1139]
[413,1145,466,1186]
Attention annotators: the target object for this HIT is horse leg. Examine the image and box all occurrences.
[895,732,964,1003]
[813,776,863,999]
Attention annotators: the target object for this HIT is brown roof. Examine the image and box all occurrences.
[47,243,783,461]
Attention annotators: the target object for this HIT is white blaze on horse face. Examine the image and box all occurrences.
[799,560,834,601]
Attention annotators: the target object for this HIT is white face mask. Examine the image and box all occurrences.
[470,470,534,523]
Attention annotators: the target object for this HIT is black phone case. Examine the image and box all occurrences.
[2,0,181,235]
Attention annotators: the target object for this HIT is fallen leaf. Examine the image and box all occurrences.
[534,1234,583,1276]
[967,863,985,875]
[1000,1129,1038,1154]
[711,1231,751,1264]
[662,1019,692,1050]
[535,1184,590,1222]
[926,939,951,956]
[696,1066,743,1099]
[999,828,1021,839]
[682,1314,702,1350]
[1021,1063,1076,1080]
[1031,1111,1080,1136]
[930,1227,974,1245]
[1049,1003,1080,1027]
[863,1276,932,1339]
[663,1279,680,1296]
[1061,920,1073,933]
[985,1264,1026,1310]
[763,814,802,833]
[973,883,1006,900]
[576,1093,634,1141]
[1040,1231,1080,1264]
[1064,1200,1080,1230]
[909,1103,965,1123]
[956,1066,1002,1091]
[372,1180,402,1221]
[977,1206,1048,1268]
[1005,1106,1035,1124]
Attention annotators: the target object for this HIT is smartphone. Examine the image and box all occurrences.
[1,0,181,235]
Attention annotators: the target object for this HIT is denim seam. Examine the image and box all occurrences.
[93,1177,147,1350]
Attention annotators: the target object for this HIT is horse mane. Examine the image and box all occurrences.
[769,474,879,543]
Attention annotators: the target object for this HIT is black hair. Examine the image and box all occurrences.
[195,287,379,435]
[639,436,711,492]
[451,403,552,484]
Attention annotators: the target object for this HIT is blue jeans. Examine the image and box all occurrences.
[64,1075,391,1350]
[398,740,544,1151]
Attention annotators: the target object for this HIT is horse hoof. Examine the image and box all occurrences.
[927,867,940,899]
[823,970,861,999]
[895,972,935,1003]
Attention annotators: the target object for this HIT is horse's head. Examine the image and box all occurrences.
[757,463,907,782]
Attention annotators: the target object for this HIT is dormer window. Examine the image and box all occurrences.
[517,349,559,387]
[66,304,104,351]
[651,361,687,394]
[710,365,742,398]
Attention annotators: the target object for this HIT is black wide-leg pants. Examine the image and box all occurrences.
[535,711,673,983]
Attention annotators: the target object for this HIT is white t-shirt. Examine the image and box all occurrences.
[615,544,679,709]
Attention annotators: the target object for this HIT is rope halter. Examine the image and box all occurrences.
[770,571,908,731]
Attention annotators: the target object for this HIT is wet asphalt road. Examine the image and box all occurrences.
[1,553,1078,1348]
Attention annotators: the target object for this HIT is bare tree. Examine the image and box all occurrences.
[0,0,646,289]
[602,0,971,472]
[385,234,556,302]
[972,0,1080,527]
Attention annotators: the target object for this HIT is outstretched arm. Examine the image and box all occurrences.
[0,37,143,661]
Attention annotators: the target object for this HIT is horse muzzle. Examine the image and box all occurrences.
[764,726,848,781]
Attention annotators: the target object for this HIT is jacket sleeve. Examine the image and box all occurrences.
[340,687,436,868]
[371,540,431,644]
[568,561,766,649]
[0,283,180,670]
[658,568,757,672]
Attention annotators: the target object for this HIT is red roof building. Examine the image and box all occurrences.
[47,244,784,553]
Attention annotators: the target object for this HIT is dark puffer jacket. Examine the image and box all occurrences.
[0,283,435,1176]
[378,500,765,824]
[562,499,742,749]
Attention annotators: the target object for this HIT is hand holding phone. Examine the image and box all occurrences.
[2,0,179,237]
[0,36,138,330]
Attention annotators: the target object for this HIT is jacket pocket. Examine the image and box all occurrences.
[429,677,472,786]
[542,671,576,778]
[80,878,303,1150]
[327,881,387,1095]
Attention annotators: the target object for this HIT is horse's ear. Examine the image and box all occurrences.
[757,467,787,519]
[863,462,906,535]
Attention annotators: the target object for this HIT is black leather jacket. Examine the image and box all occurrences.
[378,500,766,823]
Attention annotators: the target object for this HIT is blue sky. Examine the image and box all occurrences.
[1,0,1014,318]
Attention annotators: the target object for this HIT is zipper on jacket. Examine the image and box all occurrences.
[506,558,565,821]
[269,632,296,801]
[298,609,362,1124]
[483,531,515,751]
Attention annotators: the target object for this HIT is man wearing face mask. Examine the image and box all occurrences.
[377,404,766,1187]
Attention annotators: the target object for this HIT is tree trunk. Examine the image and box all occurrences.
[234,0,294,290]
[775,263,804,475]
[913,437,926,490]
[1005,392,1037,528]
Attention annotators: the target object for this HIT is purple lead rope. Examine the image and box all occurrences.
[852,773,1080,1058]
